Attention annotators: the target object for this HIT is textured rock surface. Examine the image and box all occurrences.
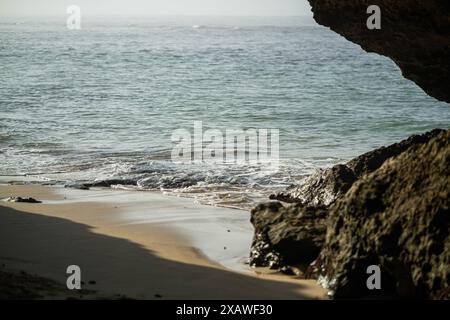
[250,129,449,300]
[347,129,446,177]
[272,129,445,205]
[307,0,450,103]
[249,202,328,269]
[308,130,450,299]
[272,165,356,206]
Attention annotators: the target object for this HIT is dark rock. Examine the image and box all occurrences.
[250,129,449,299]
[88,179,137,188]
[307,0,450,103]
[4,197,42,203]
[308,130,450,299]
[249,202,328,269]
[64,183,90,190]
[64,179,138,190]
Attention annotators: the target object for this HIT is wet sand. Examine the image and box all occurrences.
[0,184,327,299]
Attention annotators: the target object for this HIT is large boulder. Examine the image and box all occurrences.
[308,129,450,299]
[250,129,449,300]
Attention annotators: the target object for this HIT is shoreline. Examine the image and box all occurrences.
[0,183,327,299]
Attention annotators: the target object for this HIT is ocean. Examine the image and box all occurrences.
[1,16,449,209]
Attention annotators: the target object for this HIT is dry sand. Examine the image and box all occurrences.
[0,183,327,299]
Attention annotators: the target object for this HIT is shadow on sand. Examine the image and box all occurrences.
[0,205,323,299]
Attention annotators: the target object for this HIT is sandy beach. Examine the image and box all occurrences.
[0,183,327,300]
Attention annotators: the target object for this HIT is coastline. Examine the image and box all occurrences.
[0,183,327,300]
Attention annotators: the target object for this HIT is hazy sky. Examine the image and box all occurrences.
[0,0,312,16]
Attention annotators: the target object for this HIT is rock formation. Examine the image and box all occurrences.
[309,129,450,299]
[307,0,450,103]
[250,0,450,299]
[249,129,449,298]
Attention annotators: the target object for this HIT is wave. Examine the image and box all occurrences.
[50,158,319,210]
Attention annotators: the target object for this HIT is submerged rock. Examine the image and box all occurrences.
[64,179,138,190]
[308,129,450,299]
[64,182,90,190]
[3,197,42,203]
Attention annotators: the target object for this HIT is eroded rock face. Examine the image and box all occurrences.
[308,130,450,299]
[307,0,450,103]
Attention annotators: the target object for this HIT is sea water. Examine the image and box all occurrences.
[1,16,449,209]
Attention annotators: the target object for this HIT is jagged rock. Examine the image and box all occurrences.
[272,165,356,206]
[3,197,42,203]
[249,202,328,269]
[272,129,445,205]
[308,129,450,299]
[307,0,450,103]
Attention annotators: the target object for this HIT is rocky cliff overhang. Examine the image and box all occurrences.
[307,0,450,103]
